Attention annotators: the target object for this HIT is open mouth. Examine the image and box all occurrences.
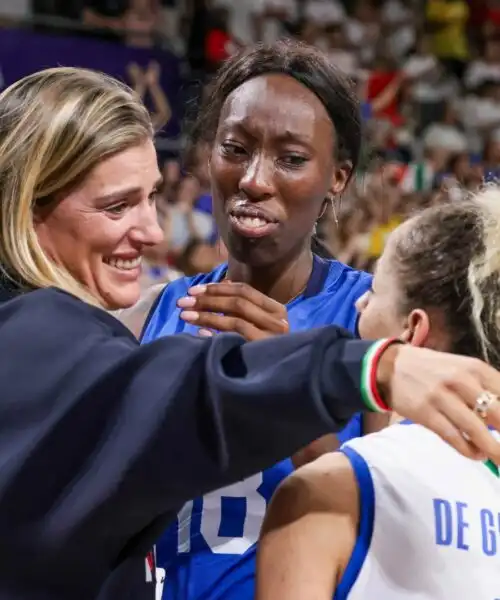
[229,208,279,238]
[104,256,143,271]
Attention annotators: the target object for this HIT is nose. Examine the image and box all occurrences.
[131,200,164,247]
[239,153,275,200]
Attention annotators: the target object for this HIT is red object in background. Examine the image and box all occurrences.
[468,0,488,27]
[205,29,232,66]
[366,71,404,126]
[488,7,500,28]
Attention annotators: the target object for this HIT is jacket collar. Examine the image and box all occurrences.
[0,272,28,303]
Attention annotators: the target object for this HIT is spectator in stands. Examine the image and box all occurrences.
[204,7,240,73]
[460,80,500,148]
[82,0,127,40]
[425,0,469,79]
[323,24,359,77]
[365,46,405,126]
[465,34,500,90]
[252,0,298,44]
[421,100,468,156]
[345,0,382,66]
[122,0,164,48]
[207,0,253,44]
[400,142,449,195]
[303,0,346,40]
[405,34,460,132]
[381,0,416,60]
[126,61,171,129]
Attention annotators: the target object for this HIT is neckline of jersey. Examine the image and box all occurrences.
[399,419,499,478]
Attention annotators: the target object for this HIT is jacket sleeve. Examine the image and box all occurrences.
[0,291,373,565]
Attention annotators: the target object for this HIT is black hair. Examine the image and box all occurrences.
[185,40,362,261]
[187,39,362,176]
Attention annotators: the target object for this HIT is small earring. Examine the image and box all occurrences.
[318,195,332,220]
[330,196,339,226]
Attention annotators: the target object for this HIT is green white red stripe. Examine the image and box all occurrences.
[484,459,499,477]
[485,430,500,477]
[360,339,394,413]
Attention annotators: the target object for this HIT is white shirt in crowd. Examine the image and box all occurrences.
[213,0,258,45]
[345,18,379,65]
[422,123,468,154]
[403,54,439,79]
[382,0,415,59]
[464,60,500,90]
[326,49,359,76]
[252,0,298,44]
[460,95,500,130]
[304,0,345,26]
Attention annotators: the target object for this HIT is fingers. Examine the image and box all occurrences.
[468,360,500,432]
[433,389,490,460]
[177,282,289,338]
[485,398,500,434]
[181,310,264,340]
[444,361,500,455]
[434,368,500,462]
[181,294,287,334]
[190,283,287,317]
[421,404,481,460]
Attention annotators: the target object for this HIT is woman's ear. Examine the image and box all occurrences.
[401,309,430,347]
[329,160,352,196]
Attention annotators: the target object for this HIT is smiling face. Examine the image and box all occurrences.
[209,73,350,267]
[35,139,163,309]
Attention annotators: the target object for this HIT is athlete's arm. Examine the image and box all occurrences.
[256,453,359,600]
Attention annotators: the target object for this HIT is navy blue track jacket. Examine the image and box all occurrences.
[0,285,373,599]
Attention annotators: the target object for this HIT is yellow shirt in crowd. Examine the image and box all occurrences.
[367,216,402,259]
[426,0,469,60]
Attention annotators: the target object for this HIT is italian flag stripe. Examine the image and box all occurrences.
[361,339,393,413]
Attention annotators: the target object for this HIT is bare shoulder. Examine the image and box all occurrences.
[269,452,359,518]
[113,283,166,339]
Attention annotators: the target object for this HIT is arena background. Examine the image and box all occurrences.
[1,0,497,281]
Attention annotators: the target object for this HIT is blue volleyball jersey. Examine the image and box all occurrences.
[141,257,372,600]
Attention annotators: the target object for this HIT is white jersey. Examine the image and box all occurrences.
[337,421,500,600]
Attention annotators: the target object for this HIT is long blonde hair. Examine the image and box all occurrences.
[0,67,154,304]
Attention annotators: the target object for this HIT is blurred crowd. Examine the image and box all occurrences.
[5,0,500,281]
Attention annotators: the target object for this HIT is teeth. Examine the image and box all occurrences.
[106,257,142,270]
[235,216,269,228]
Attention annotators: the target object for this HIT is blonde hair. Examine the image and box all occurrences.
[0,67,154,305]
[392,187,500,369]
[468,186,500,366]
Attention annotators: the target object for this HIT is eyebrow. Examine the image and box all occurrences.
[220,120,313,147]
[273,130,314,146]
[95,177,163,204]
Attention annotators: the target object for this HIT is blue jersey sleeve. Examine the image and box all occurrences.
[142,265,228,343]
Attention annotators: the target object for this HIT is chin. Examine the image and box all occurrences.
[226,234,278,267]
[101,283,141,311]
